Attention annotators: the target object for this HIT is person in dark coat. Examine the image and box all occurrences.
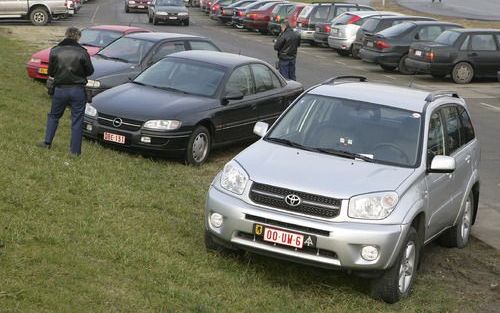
[273,21,300,80]
[38,27,94,156]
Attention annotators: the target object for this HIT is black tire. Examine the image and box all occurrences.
[30,8,49,26]
[371,227,419,304]
[337,49,350,57]
[452,62,474,84]
[153,15,158,25]
[184,19,189,26]
[439,192,474,248]
[398,55,415,75]
[185,125,211,166]
[380,64,396,72]
[352,47,360,59]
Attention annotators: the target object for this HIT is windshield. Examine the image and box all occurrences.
[79,29,122,48]
[266,94,422,167]
[379,22,415,37]
[434,30,461,45]
[134,59,226,97]
[97,37,155,64]
[298,5,313,18]
[156,0,184,6]
[310,5,330,23]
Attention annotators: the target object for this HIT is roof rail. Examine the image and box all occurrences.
[321,75,367,85]
[425,90,459,102]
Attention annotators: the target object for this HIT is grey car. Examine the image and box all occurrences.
[204,76,480,303]
[148,0,189,25]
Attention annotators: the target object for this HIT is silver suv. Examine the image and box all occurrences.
[204,76,480,303]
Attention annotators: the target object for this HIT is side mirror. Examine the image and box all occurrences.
[253,121,269,137]
[428,155,455,173]
[222,90,244,104]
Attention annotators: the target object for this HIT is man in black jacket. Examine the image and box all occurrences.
[273,21,300,80]
[39,27,94,156]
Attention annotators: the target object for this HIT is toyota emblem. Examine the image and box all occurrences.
[112,118,123,128]
[285,194,302,207]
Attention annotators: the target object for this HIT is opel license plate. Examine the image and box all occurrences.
[253,224,316,249]
[169,16,177,19]
[138,5,145,8]
[38,67,48,74]
[415,50,422,56]
[103,132,125,144]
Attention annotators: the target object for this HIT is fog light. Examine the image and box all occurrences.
[141,136,151,143]
[210,213,223,228]
[361,245,379,261]
[86,124,92,131]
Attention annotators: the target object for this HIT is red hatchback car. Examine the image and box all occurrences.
[243,1,282,33]
[26,25,151,80]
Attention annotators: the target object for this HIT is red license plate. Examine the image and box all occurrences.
[254,224,317,249]
[103,132,125,144]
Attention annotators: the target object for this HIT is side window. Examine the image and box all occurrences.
[471,34,497,51]
[442,106,461,155]
[189,41,219,51]
[416,26,443,41]
[151,41,185,63]
[225,65,253,96]
[458,106,475,144]
[460,35,470,50]
[251,64,281,93]
[427,110,446,165]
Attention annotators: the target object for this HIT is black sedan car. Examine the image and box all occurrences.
[406,29,500,84]
[359,21,462,74]
[86,32,220,97]
[83,51,304,165]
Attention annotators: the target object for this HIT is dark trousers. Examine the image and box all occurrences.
[278,58,296,81]
[44,86,86,155]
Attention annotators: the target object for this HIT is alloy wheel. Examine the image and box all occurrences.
[192,133,208,163]
[460,197,473,243]
[398,241,416,294]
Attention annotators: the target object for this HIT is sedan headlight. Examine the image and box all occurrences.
[156,11,168,15]
[30,58,41,63]
[143,120,181,130]
[86,80,101,88]
[85,103,97,117]
[220,161,249,195]
[348,192,399,220]
[128,1,136,4]
[178,12,188,16]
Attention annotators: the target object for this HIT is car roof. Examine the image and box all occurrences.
[125,32,205,41]
[345,10,399,17]
[406,20,462,27]
[167,50,264,68]
[370,15,435,21]
[88,25,150,32]
[309,82,432,113]
[452,28,500,33]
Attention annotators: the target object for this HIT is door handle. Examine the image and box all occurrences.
[468,53,478,57]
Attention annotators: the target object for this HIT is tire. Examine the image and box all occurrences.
[351,47,360,59]
[380,64,396,72]
[438,192,474,248]
[30,8,49,26]
[185,125,211,166]
[184,19,189,26]
[398,55,415,75]
[371,227,419,304]
[337,49,350,57]
[452,62,474,84]
[153,15,158,25]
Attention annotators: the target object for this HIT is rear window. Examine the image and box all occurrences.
[434,30,461,45]
[258,2,276,10]
[379,22,415,37]
[298,5,313,18]
[332,13,354,25]
[310,5,331,23]
[361,17,380,32]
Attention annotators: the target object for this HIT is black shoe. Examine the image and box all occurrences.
[36,141,51,149]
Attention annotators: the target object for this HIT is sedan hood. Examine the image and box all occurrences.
[156,6,188,13]
[89,56,138,80]
[93,83,217,121]
[236,140,414,199]
[31,45,101,63]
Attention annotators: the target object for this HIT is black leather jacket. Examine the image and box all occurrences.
[273,27,301,60]
[48,38,94,86]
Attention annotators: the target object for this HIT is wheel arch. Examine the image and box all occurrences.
[29,4,51,16]
[196,119,216,142]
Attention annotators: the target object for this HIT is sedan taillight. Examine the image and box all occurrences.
[376,40,391,50]
[426,51,435,62]
[325,24,331,33]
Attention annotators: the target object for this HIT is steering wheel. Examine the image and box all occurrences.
[373,143,411,165]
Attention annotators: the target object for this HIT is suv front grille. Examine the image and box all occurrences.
[249,182,341,219]
[98,113,143,131]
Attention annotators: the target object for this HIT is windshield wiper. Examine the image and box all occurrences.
[151,86,190,94]
[96,54,129,63]
[132,81,146,86]
[82,43,101,48]
[265,137,316,152]
[316,148,374,162]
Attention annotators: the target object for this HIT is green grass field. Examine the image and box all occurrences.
[0,32,496,312]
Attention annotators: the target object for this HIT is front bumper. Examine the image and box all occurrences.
[359,48,401,67]
[83,116,191,157]
[127,4,149,10]
[327,36,354,51]
[313,32,329,45]
[405,58,451,76]
[26,62,48,80]
[155,14,189,22]
[205,185,408,270]
[243,19,268,31]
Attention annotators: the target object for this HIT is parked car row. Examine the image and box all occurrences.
[0,0,88,26]
[202,0,500,84]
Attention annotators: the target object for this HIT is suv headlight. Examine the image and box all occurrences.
[178,12,188,16]
[86,80,101,88]
[220,161,249,195]
[143,120,181,130]
[348,192,399,220]
[85,103,97,117]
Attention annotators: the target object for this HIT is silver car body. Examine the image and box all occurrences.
[328,11,400,51]
[205,81,480,271]
[0,0,67,18]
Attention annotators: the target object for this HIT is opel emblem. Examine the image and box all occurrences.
[112,118,123,128]
[285,194,301,207]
